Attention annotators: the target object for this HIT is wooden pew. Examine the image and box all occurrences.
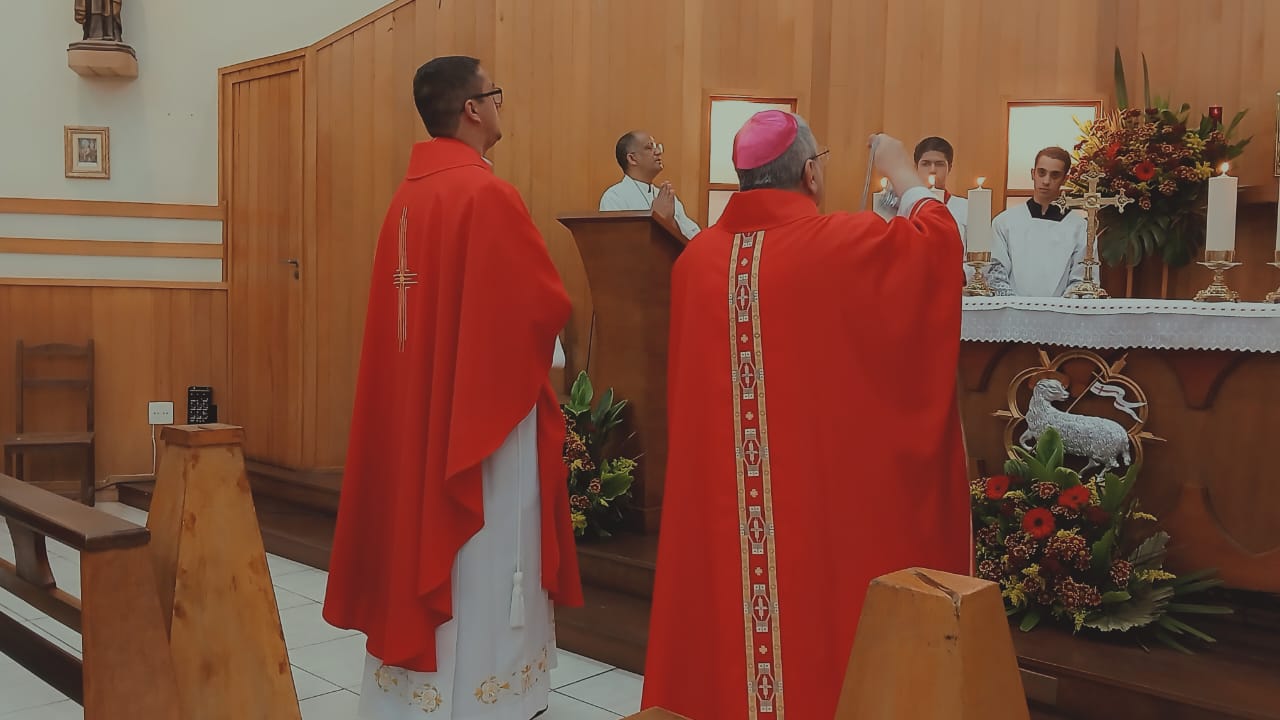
[0,472,180,718]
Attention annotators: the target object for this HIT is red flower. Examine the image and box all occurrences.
[985,475,1011,500]
[1104,141,1122,159]
[1058,486,1091,511]
[1084,505,1112,526]
[1133,161,1158,181]
[1022,508,1056,540]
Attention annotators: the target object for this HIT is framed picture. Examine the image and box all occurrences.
[1004,100,1101,208]
[64,125,110,179]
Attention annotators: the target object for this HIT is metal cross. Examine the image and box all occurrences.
[1051,166,1134,299]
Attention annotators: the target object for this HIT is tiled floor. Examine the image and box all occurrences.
[0,503,642,719]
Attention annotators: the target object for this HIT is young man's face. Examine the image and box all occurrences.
[1031,156,1068,204]
[916,150,951,189]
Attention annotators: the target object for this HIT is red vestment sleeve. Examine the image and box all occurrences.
[323,148,582,673]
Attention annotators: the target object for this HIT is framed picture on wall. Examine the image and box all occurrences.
[1004,101,1100,209]
[64,125,110,179]
[702,95,799,226]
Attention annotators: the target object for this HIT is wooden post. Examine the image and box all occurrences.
[834,568,1029,720]
[147,424,301,720]
[81,547,182,719]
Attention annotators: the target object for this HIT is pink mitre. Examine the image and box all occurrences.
[732,110,798,170]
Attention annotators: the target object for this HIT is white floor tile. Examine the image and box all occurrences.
[547,691,624,718]
[274,569,330,603]
[0,589,47,622]
[0,699,83,719]
[93,502,148,525]
[45,557,80,598]
[274,587,318,611]
[289,633,369,690]
[292,665,342,701]
[557,669,643,716]
[268,554,315,580]
[299,688,360,720]
[551,650,614,689]
[28,618,81,655]
[280,603,359,650]
[0,656,71,715]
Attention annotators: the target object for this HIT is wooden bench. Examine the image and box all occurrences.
[0,472,180,718]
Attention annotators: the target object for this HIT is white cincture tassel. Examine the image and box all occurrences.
[510,570,526,628]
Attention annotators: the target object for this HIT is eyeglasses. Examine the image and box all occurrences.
[468,88,503,109]
[810,148,831,164]
[634,141,663,155]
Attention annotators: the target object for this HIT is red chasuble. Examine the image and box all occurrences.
[322,138,583,673]
[642,190,969,719]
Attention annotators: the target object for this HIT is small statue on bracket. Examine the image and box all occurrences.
[68,0,136,77]
[75,0,125,43]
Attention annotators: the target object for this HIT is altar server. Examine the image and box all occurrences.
[989,146,1087,297]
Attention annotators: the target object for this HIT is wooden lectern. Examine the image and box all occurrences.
[557,211,685,533]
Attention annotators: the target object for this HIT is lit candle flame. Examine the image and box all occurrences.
[928,174,937,188]
[880,177,888,190]
[1219,162,1230,175]
[976,177,986,189]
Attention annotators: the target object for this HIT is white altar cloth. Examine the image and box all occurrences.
[961,297,1280,353]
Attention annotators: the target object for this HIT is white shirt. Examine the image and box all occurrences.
[989,199,1088,297]
[599,175,701,241]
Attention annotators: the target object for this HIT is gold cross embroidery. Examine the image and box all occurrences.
[393,207,418,351]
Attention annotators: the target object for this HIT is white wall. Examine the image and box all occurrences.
[0,0,390,204]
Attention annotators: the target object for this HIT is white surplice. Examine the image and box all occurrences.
[356,339,566,720]
[599,175,701,240]
[989,199,1087,297]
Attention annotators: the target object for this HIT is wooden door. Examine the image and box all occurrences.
[222,57,305,467]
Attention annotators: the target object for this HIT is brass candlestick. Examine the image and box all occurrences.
[1193,249,1242,303]
[1265,251,1280,303]
[1065,257,1109,299]
[963,251,995,297]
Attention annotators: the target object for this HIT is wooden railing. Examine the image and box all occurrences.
[0,472,180,718]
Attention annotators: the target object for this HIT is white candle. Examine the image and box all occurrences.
[1274,179,1280,252]
[967,178,993,254]
[929,174,945,201]
[1206,163,1237,253]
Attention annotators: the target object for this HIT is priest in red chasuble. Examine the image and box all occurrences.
[641,112,970,719]
[322,56,582,720]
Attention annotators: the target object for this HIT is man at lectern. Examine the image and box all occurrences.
[599,130,701,240]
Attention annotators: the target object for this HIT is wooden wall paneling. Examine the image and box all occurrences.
[301,46,320,473]
[0,287,227,490]
[217,0,1280,503]
[0,199,222,221]
[0,239,222,259]
[822,0,886,215]
[313,36,353,469]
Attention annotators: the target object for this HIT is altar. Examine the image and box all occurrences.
[958,296,1280,594]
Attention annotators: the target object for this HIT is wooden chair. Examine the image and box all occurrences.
[2,340,96,506]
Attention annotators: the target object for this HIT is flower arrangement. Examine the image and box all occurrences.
[971,428,1230,653]
[561,371,636,539]
[1068,49,1251,267]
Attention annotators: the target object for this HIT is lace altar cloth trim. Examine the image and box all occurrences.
[961,297,1280,353]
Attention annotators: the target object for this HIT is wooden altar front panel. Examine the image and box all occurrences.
[959,342,1280,594]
